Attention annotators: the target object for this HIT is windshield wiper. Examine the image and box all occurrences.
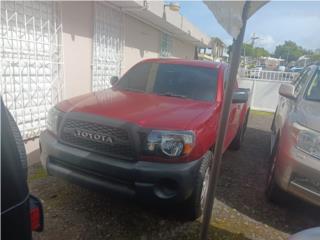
[157,92,187,99]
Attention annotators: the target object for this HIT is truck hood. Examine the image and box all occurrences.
[57,89,214,130]
[296,99,320,132]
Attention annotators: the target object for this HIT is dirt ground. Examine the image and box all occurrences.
[29,111,320,240]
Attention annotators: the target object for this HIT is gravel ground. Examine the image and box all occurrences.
[29,111,320,240]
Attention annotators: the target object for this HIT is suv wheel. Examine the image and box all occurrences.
[265,139,288,204]
[183,151,212,220]
[6,109,28,180]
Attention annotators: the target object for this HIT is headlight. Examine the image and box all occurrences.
[47,107,62,135]
[144,130,195,157]
[294,122,320,159]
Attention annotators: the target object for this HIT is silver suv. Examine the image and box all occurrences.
[266,64,320,206]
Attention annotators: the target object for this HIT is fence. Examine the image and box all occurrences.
[239,69,298,82]
[238,69,298,112]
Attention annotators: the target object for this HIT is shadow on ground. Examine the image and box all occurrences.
[217,125,320,234]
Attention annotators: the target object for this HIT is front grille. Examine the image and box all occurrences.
[60,119,135,160]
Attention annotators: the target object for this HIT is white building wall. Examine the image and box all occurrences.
[172,38,195,60]
[60,1,93,99]
[122,14,196,73]
[53,2,199,94]
[122,14,161,73]
[26,1,94,162]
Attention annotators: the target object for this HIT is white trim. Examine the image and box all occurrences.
[108,1,210,48]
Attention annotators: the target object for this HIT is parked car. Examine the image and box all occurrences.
[39,59,250,219]
[1,99,44,240]
[266,64,320,207]
[290,66,304,73]
[249,66,263,78]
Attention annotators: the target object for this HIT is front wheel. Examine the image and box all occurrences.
[265,139,289,204]
[182,151,212,220]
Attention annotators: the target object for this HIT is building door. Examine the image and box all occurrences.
[0,1,63,139]
[92,3,124,91]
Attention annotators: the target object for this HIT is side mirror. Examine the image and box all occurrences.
[279,83,295,99]
[232,88,249,103]
[110,76,119,86]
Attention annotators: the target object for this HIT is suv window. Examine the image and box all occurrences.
[294,68,313,96]
[305,70,320,102]
[116,62,218,102]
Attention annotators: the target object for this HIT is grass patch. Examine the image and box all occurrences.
[173,221,250,240]
[250,110,274,116]
[28,166,47,181]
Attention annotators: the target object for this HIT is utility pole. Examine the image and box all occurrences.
[250,33,259,66]
[250,32,259,47]
[200,1,250,239]
[244,45,246,68]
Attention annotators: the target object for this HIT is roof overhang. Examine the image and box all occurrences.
[110,1,211,48]
[204,1,268,38]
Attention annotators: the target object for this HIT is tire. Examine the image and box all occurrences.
[230,110,249,150]
[182,151,212,220]
[265,138,288,204]
[6,109,28,179]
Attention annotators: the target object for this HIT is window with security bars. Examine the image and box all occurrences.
[92,3,124,91]
[0,1,63,139]
[160,33,172,57]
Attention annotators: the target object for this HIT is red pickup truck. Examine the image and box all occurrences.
[40,59,250,219]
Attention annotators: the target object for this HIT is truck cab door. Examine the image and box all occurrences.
[223,68,241,148]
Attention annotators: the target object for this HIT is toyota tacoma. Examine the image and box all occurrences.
[40,59,250,219]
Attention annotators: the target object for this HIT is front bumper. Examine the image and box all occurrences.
[40,130,202,202]
[275,145,320,207]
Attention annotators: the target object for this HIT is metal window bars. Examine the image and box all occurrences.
[92,2,124,91]
[1,1,63,139]
[160,32,172,57]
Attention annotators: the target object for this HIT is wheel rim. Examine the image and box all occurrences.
[200,168,210,211]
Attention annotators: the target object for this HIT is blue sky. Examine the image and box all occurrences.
[175,1,320,53]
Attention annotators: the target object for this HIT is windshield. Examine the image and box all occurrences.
[116,62,218,101]
[305,70,320,102]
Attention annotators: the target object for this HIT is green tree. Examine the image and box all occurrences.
[229,43,270,58]
[242,43,254,57]
[255,47,270,57]
[239,43,269,57]
[274,41,306,62]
